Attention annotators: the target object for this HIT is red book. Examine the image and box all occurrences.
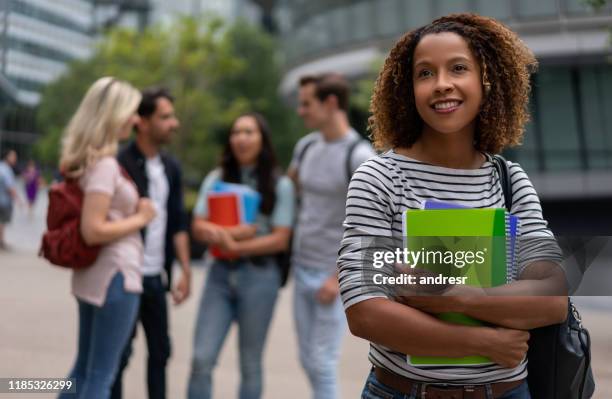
[207,193,241,259]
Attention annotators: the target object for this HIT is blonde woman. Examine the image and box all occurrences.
[58,77,156,399]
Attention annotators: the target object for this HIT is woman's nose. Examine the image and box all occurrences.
[434,73,453,93]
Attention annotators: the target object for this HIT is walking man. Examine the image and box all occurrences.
[288,73,375,398]
[112,87,191,399]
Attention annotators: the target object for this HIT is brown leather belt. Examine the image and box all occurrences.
[374,367,524,399]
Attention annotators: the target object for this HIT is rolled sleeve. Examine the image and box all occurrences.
[337,161,396,310]
[193,169,221,218]
[82,157,119,196]
[270,176,295,227]
[508,162,564,277]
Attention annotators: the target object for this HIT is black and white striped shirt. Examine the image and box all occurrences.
[337,150,563,384]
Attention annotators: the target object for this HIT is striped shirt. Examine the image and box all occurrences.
[337,150,563,384]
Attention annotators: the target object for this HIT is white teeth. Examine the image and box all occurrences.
[434,101,460,110]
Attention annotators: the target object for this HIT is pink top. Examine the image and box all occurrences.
[72,157,143,306]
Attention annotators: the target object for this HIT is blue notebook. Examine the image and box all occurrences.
[212,181,261,224]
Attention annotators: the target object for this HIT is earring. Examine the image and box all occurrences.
[482,63,491,94]
[483,81,491,94]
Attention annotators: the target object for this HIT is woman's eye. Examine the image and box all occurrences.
[417,69,432,78]
[453,64,468,72]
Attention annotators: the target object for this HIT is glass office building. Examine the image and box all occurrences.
[1,0,94,106]
[275,0,612,203]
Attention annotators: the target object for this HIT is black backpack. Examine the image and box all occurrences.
[492,154,595,399]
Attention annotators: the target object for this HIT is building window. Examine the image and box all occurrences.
[328,6,350,47]
[536,67,582,171]
[564,0,599,16]
[434,0,471,18]
[375,0,403,38]
[404,0,432,31]
[579,66,612,169]
[475,0,512,21]
[516,0,559,19]
[350,1,374,42]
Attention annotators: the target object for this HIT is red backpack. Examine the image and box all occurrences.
[39,179,101,269]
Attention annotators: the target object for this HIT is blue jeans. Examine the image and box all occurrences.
[293,266,346,399]
[187,259,280,399]
[361,370,531,399]
[59,273,140,399]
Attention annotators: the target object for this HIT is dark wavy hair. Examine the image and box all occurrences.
[369,13,538,154]
[220,112,279,215]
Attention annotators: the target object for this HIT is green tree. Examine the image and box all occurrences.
[35,16,302,183]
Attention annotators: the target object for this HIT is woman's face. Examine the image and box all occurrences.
[119,113,140,140]
[412,32,483,137]
[230,115,263,167]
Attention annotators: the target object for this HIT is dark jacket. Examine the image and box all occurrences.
[118,140,189,290]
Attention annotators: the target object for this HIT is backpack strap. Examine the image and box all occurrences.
[296,136,362,185]
[491,154,513,211]
[345,139,363,184]
[297,139,316,170]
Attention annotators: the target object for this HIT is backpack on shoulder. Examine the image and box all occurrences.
[493,154,595,399]
[277,138,364,287]
[39,178,100,269]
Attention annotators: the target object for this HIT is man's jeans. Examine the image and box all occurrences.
[361,370,531,399]
[293,266,346,399]
[188,259,280,399]
[59,273,140,399]
[111,274,170,399]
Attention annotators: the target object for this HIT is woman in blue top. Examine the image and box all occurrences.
[188,112,295,399]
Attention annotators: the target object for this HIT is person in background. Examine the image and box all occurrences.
[58,77,156,399]
[287,73,375,399]
[112,87,191,399]
[188,112,295,399]
[0,149,18,249]
[22,160,43,217]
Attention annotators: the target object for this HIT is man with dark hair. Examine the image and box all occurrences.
[288,73,375,398]
[112,87,191,399]
[0,149,18,249]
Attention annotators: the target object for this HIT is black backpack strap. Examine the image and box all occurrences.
[295,138,316,179]
[345,139,363,184]
[296,136,362,185]
[492,154,513,212]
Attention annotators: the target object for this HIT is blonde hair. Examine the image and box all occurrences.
[59,77,142,178]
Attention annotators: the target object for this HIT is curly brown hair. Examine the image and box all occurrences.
[369,13,538,154]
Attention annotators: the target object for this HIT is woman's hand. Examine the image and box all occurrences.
[136,198,157,226]
[226,224,258,240]
[216,229,240,253]
[192,220,224,245]
[316,274,340,304]
[481,327,530,368]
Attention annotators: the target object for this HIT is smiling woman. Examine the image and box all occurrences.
[369,14,537,157]
[338,13,568,399]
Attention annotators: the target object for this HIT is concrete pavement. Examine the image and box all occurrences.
[1,187,610,398]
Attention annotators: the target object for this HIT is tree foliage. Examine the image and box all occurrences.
[35,16,303,183]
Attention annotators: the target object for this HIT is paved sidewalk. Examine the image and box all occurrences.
[1,188,610,398]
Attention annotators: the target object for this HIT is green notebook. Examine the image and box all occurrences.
[402,208,508,366]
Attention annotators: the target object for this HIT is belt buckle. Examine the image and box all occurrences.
[464,385,476,399]
[421,384,473,399]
